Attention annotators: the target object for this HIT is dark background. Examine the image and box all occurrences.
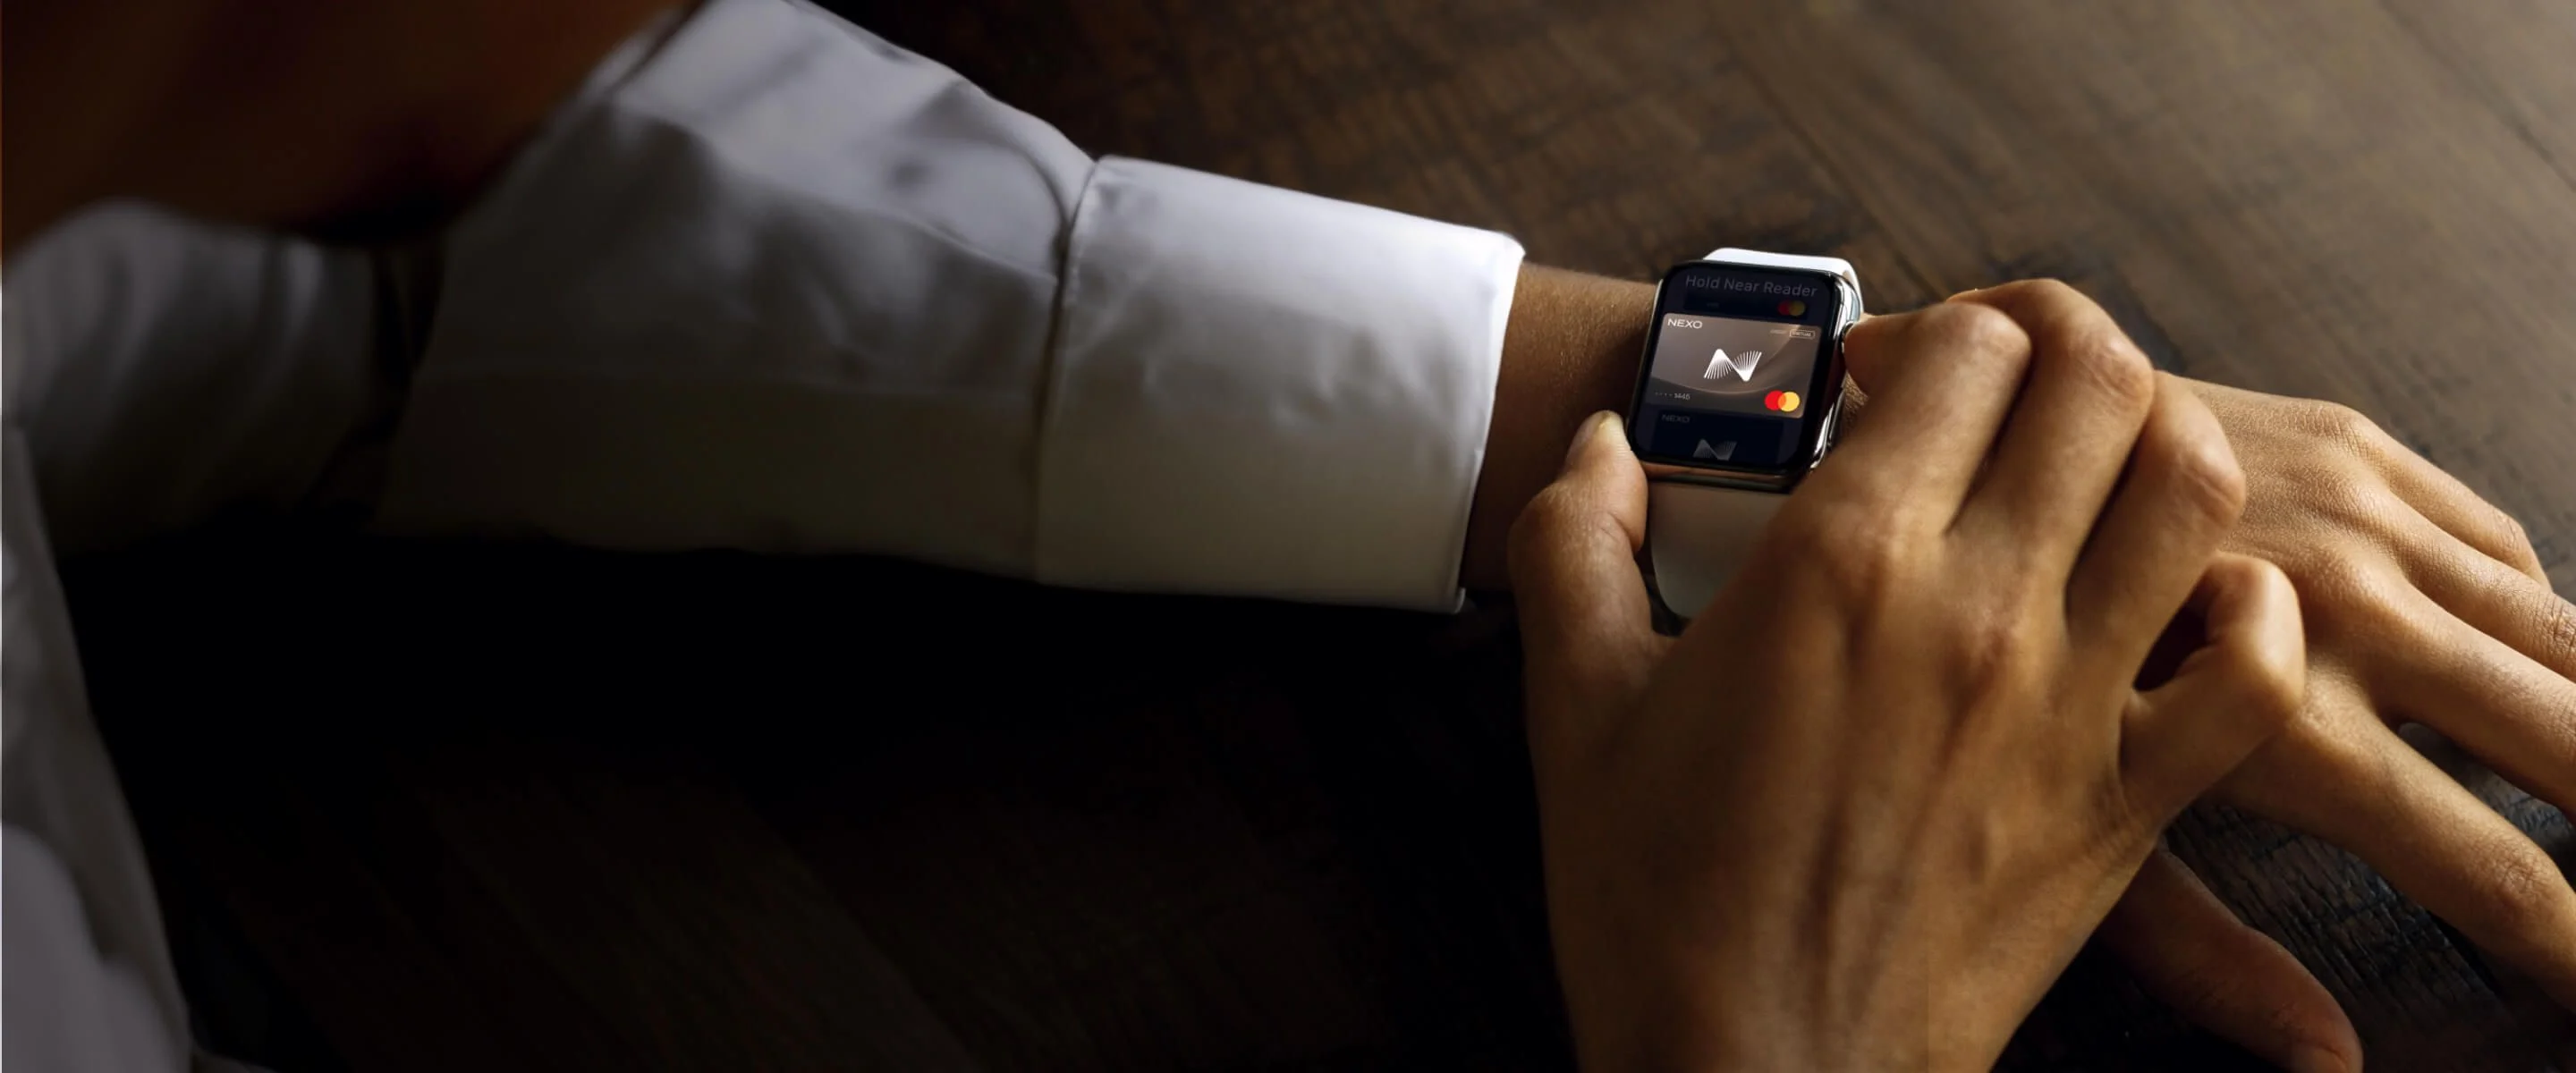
[70,0,2576,1069]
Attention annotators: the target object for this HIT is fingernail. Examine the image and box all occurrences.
[1565,411,1621,468]
[1946,287,1984,301]
[2290,1043,2350,1073]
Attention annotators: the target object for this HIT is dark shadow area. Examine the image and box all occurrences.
[65,528,1575,1069]
[64,524,2275,1070]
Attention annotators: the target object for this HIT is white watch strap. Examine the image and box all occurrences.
[1647,247,1860,620]
[1648,479,1786,618]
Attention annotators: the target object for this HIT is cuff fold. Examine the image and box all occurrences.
[1037,159,1524,611]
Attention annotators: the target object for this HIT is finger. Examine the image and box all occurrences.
[2100,846,2361,1073]
[2069,376,2250,679]
[1508,412,1665,732]
[2221,677,2576,1010]
[2390,515,2576,681]
[1947,281,2160,572]
[1824,301,2034,510]
[2379,447,2552,584]
[2365,580,2576,815]
[2123,554,2306,822]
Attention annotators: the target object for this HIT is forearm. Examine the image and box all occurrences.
[1461,264,1657,590]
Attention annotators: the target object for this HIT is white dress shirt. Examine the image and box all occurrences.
[2,0,1526,1067]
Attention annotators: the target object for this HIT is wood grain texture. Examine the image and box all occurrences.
[66,1,2576,1070]
[2378,0,2576,189]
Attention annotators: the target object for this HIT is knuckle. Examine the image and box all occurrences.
[2296,554,2416,641]
[1983,277,2084,308]
[1947,608,2047,688]
[2267,686,2347,759]
[1917,300,2032,362]
[2149,428,2250,522]
[1983,278,2119,339]
[2295,550,2376,601]
[1793,503,1915,604]
[2021,276,2082,299]
[2060,327,2157,410]
[2306,467,2395,529]
[2496,508,2548,571]
[2475,846,2576,944]
[2224,692,2359,814]
[2289,398,2381,448]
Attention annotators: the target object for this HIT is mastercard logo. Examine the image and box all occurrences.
[1764,390,1801,413]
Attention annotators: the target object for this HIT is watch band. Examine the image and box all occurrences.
[1647,247,1864,620]
[1648,478,1788,619]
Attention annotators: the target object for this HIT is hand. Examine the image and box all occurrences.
[2080,379,2576,1068]
[1511,283,2305,1070]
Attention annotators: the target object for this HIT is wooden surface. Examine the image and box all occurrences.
[67,1,2576,1069]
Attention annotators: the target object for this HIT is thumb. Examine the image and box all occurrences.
[2123,553,2308,823]
[1509,412,1663,731]
[1839,309,1896,396]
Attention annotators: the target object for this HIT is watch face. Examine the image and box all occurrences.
[1626,261,1850,483]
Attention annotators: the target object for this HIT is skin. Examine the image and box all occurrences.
[1512,283,2307,1069]
[11,1,2574,1068]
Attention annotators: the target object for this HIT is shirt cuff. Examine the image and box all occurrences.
[1036,158,1524,612]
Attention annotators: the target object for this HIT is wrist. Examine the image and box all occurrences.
[1462,264,1655,589]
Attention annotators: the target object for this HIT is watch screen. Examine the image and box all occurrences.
[1628,263,1844,476]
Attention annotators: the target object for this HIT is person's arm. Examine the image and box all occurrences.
[369,0,1558,613]
[1462,266,1654,591]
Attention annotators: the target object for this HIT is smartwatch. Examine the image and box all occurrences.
[1626,248,1864,620]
